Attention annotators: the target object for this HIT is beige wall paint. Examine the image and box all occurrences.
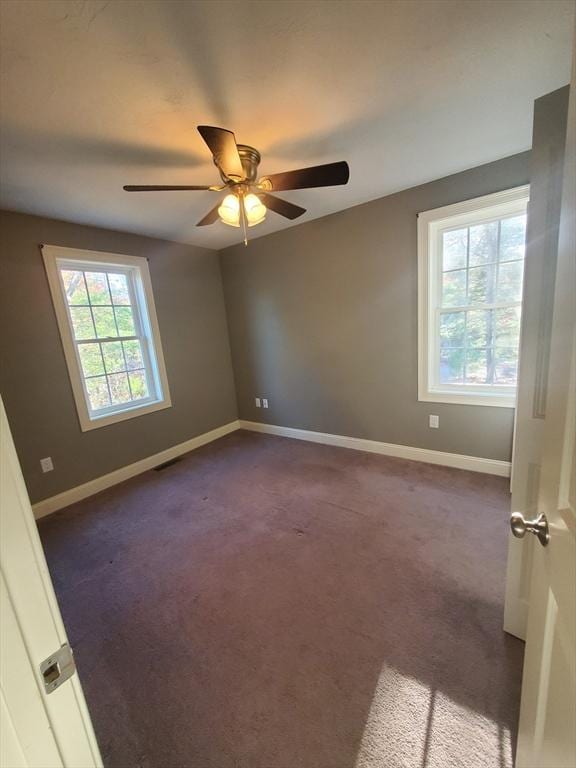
[0,211,238,503]
[220,152,531,462]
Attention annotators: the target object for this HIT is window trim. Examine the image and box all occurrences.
[42,244,171,431]
[417,185,530,408]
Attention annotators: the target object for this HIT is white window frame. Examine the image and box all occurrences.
[42,245,171,431]
[417,185,530,408]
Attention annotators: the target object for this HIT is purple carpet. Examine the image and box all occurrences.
[39,430,523,768]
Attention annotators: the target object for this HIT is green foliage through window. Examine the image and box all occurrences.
[439,213,526,387]
[61,266,152,413]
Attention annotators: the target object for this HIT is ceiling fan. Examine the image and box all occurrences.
[123,126,350,244]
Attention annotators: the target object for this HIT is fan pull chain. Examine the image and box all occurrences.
[240,192,248,246]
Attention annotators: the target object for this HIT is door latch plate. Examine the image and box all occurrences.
[40,643,76,694]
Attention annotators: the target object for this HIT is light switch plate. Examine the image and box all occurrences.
[429,415,439,429]
[262,399,269,409]
[255,398,261,407]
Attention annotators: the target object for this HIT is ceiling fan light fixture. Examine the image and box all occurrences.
[244,193,267,226]
[218,192,267,228]
[218,193,241,227]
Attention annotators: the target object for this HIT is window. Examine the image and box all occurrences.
[43,245,171,430]
[418,186,529,407]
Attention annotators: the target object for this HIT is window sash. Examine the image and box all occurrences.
[42,245,171,431]
[418,185,529,407]
[56,262,160,417]
[432,219,524,392]
[431,235,524,394]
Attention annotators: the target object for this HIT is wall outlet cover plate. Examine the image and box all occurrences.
[40,457,54,473]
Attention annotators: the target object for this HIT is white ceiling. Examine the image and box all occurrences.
[0,0,573,250]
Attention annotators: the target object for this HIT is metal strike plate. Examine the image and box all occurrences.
[40,643,76,694]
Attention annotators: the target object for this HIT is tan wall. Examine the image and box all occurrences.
[220,152,531,462]
[0,211,238,503]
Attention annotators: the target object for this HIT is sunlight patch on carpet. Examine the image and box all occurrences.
[355,665,513,768]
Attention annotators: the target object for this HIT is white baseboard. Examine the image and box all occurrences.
[33,417,510,519]
[239,420,511,477]
[32,420,241,519]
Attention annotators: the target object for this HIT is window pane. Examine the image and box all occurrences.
[123,339,144,369]
[129,370,149,400]
[442,269,466,307]
[93,307,117,338]
[85,272,111,305]
[494,348,518,385]
[109,273,131,305]
[86,376,111,411]
[500,215,526,262]
[465,349,488,384]
[101,341,125,374]
[425,196,527,402]
[70,307,95,340]
[440,312,465,348]
[496,261,524,303]
[61,270,88,305]
[469,221,498,266]
[440,349,465,384]
[108,372,131,405]
[495,307,521,347]
[442,229,467,271]
[78,343,104,377]
[115,306,136,336]
[466,309,490,348]
[468,265,494,305]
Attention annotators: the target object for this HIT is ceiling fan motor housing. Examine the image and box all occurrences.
[216,144,261,184]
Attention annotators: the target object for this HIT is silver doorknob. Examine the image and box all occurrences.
[510,512,549,547]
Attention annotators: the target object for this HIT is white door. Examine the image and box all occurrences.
[504,82,570,640]
[512,59,576,768]
[0,397,102,768]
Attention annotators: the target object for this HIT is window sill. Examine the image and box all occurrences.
[418,389,516,408]
[79,398,172,432]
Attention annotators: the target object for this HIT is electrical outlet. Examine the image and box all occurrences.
[255,397,261,408]
[262,398,269,409]
[429,415,439,429]
[40,457,54,473]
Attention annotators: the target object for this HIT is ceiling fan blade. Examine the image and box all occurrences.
[261,161,349,192]
[123,185,213,191]
[258,193,306,220]
[197,126,245,180]
[196,202,221,227]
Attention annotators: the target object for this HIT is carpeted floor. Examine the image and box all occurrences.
[39,430,523,768]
